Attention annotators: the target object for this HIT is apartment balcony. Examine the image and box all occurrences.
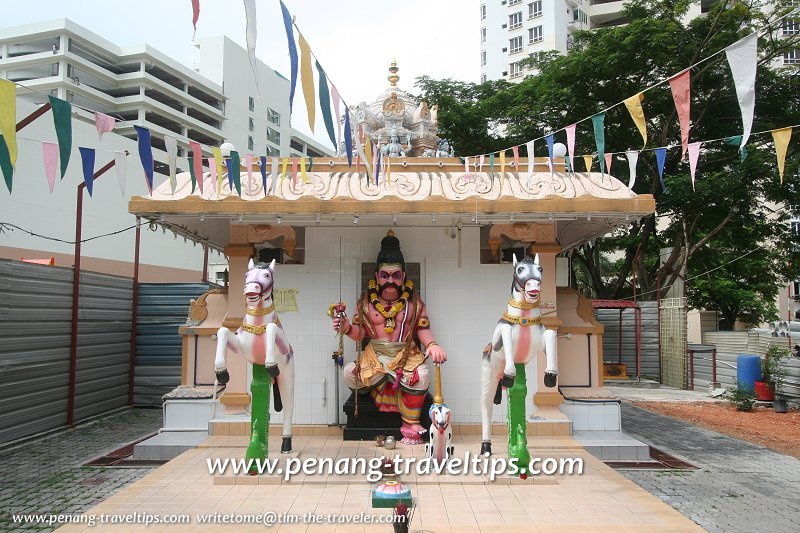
[566,0,580,8]
[589,0,627,28]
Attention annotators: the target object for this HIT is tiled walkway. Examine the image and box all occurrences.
[50,433,701,532]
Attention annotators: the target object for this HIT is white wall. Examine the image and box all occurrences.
[268,225,526,425]
[0,99,206,275]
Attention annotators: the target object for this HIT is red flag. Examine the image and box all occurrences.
[292,158,298,188]
[191,0,200,37]
[511,145,519,170]
[669,69,691,161]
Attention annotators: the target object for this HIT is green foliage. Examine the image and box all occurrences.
[727,383,756,411]
[763,345,790,394]
[413,0,800,320]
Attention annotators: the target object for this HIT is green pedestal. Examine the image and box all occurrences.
[507,363,530,475]
[371,480,412,508]
[245,364,270,473]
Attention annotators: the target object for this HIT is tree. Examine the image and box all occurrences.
[415,0,800,323]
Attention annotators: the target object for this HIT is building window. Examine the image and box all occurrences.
[529,25,543,44]
[248,117,255,131]
[290,139,305,152]
[509,0,521,5]
[265,144,279,157]
[509,61,523,78]
[528,0,542,19]
[509,12,523,30]
[480,74,487,83]
[248,96,255,112]
[481,50,487,66]
[248,136,255,151]
[784,19,799,36]
[267,126,281,145]
[573,9,588,24]
[481,27,486,43]
[267,107,280,126]
[480,4,486,20]
[509,36,523,54]
[785,48,800,64]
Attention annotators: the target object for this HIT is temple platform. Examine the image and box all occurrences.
[55,433,702,532]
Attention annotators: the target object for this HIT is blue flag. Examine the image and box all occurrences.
[316,62,337,150]
[79,147,95,196]
[259,156,267,197]
[591,112,606,174]
[344,110,353,168]
[134,125,154,193]
[545,134,554,174]
[655,147,667,192]
[279,1,299,115]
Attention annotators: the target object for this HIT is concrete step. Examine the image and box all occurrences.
[571,430,650,461]
[133,431,209,460]
[603,378,660,388]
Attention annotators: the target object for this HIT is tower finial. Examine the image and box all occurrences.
[388,58,399,87]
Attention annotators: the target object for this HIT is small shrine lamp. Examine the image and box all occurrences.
[220,141,236,157]
[552,142,567,158]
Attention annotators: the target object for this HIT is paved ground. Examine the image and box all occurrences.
[1,408,161,532]
[606,384,723,402]
[620,403,800,533]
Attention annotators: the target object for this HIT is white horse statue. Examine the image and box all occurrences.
[214,259,295,460]
[480,254,558,458]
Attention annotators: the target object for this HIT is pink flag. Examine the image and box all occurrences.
[245,153,254,195]
[209,157,217,194]
[464,156,469,175]
[669,69,691,161]
[42,142,58,193]
[292,158,298,188]
[94,112,115,142]
[511,145,519,169]
[331,85,342,152]
[604,153,613,175]
[565,123,576,172]
[189,141,203,194]
[114,151,127,196]
[688,141,702,191]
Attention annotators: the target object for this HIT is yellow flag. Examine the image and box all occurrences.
[298,33,316,132]
[281,157,289,187]
[211,147,224,195]
[499,150,506,192]
[771,127,793,183]
[582,155,593,173]
[624,93,647,149]
[386,157,391,186]
[364,137,373,169]
[0,79,16,168]
[300,157,310,184]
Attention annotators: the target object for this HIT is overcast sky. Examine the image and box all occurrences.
[1,0,480,141]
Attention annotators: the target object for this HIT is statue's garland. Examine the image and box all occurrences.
[367,279,414,333]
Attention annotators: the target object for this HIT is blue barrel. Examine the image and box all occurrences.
[737,354,762,392]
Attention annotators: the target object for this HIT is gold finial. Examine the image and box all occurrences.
[388,58,399,87]
[387,229,395,237]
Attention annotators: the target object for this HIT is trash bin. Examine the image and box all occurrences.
[736,354,762,393]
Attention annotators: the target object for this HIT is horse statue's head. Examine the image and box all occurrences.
[511,254,542,304]
[244,258,276,307]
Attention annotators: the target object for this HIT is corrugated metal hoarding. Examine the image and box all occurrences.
[595,301,660,380]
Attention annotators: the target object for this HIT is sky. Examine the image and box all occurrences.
[0,0,480,142]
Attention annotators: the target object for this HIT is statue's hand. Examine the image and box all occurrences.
[427,344,447,364]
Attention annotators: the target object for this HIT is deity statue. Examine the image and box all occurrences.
[434,139,454,158]
[332,231,447,444]
[381,128,412,158]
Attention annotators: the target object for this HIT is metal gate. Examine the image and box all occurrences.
[660,297,688,388]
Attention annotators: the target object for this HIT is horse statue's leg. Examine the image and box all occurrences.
[480,339,504,456]
[278,356,295,453]
[246,364,270,473]
[507,362,531,476]
[542,329,558,388]
[498,324,516,388]
[214,326,239,384]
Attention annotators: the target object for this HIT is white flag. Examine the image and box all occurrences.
[625,150,638,190]
[725,33,757,151]
[164,135,178,194]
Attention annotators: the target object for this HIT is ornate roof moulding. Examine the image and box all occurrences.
[229,223,297,259]
[488,222,557,262]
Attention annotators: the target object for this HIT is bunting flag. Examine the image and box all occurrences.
[525,141,534,175]
[725,136,747,162]
[280,157,288,187]
[191,0,200,37]
[291,157,298,188]
[300,157,310,184]
[49,96,72,179]
[625,150,638,190]
[565,123,576,172]
[0,78,18,192]
[688,142,701,191]
[225,155,234,189]
[79,147,96,197]
[499,150,506,192]
[114,151,126,196]
[604,153,613,175]
[189,140,203,193]
[271,156,279,194]
[134,125,154,194]
[211,147,224,194]
[245,153,254,194]
[511,145,519,170]
[298,34,315,131]
[591,112,606,174]
[332,86,342,153]
[316,62,336,149]
[464,156,470,176]
[344,109,353,167]
[259,155,267,196]
[668,69,691,161]
[230,150,241,196]
[655,147,667,192]
[771,127,792,183]
[725,33,757,152]
[583,154,593,172]
[363,135,374,178]
[165,135,178,194]
[354,127,363,177]
[489,152,495,180]
[42,142,58,194]
[243,0,259,94]
[279,1,299,114]
[208,156,217,194]
[94,112,115,142]
[479,154,485,175]
[374,150,381,186]
[623,93,647,149]
[545,134,554,174]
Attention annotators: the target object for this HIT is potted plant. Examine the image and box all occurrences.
[767,346,790,413]
[755,346,788,401]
